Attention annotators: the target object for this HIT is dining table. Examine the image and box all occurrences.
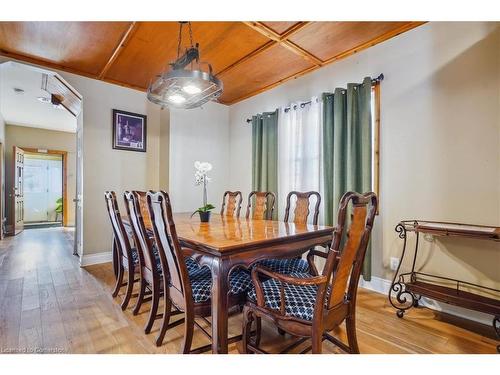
[119,212,333,354]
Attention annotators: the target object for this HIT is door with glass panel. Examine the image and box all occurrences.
[12,146,25,234]
[23,153,63,225]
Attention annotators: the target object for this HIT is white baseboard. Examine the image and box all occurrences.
[358,276,495,327]
[80,251,112,267]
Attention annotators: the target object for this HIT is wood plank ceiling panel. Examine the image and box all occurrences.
[0,21,425,104]
[0,22,132,76]
[104,21,270,89]
[260,22,301,35]
[217,43,314,104]
[288,22,415,61]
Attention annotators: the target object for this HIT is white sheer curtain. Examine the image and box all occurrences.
[277,97,324,223]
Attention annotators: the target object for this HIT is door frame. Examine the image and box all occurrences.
[18,147,68,227]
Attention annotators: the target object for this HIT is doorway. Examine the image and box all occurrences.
[23,150,66,228]
[11,147,69,231]
[1,61,83,260]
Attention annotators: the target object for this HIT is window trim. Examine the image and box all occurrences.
[372,83,381,214]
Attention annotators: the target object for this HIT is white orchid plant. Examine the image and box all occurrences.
[192,161,215,215]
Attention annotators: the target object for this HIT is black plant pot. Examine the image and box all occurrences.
[199,211,211,223]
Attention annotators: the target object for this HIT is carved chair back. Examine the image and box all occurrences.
[147,191,194,308]
[221,191,243,217]
[123,191,156,275]
[323,192,378,310]
[104,191,133,261]
[246,191,276,220]
[135,191,150,222]
[284,191,321,225]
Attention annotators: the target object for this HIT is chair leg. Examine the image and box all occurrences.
[120,269,135,310]
[144,280,160,334]
[345,315,360,354]
[132,277,146,315]
[254,316,262,348]
[311,332,323,354]
[111,262,124,298]
[241,306,253,354]
[181,312,194,354]
[155,294,172,347]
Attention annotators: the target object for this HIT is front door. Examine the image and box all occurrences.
[13,146,25,235]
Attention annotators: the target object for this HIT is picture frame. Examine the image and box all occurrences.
[112,109,147,152]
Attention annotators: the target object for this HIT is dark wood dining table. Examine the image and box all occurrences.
[120,212,333,354]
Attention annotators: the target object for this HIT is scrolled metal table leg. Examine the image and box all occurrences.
[388,223,417,318]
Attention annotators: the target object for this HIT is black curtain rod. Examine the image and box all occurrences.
[245,74,384,123]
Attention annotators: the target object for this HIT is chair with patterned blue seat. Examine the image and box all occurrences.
[242,191,378,354]
[124,191,201,339]
[104,191,140,311]
[257,191,321,275]
[147,190,254,352]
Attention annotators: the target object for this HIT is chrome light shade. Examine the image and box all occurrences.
[147,68,222,110]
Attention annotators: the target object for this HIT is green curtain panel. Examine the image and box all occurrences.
[251,110,279,219]
[322,76,373,280]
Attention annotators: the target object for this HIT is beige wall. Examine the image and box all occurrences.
[169,103,230,213]
[0,55,169,258]
[56,73,166,257]
[159,108,170,191]
[5,124,76,226]
[228,22,500,298]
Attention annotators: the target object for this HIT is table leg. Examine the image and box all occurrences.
[211,257,230,354]
[112,238,119,278]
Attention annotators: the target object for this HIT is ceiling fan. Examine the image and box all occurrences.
[37,93,65,109]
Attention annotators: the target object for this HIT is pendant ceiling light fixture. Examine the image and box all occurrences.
[147,22,223,109]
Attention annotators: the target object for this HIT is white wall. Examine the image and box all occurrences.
[4,125,77,226]
[0,55,168,258]
[169,102,230,213]
[59,73,164,257]
[228,22,500,292]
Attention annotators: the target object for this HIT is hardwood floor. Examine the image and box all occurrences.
[0,227,497,354]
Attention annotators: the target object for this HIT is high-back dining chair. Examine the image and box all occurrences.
[104,191,139,310]
[246,191,276,220]
[257,191,322,276]
[242,192,378,354]
[221,191,243,217]
[147,191,253,352]
[284,191,321,225]
[123,191,164,334]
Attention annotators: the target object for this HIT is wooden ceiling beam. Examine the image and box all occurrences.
[224,21,426,105]
[98,21,138,79]
[222,65,318,105]
[0,49,149,94]
[215,40,276,77]
[243,21,323,66]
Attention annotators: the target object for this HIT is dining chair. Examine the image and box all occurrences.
[258,191,321,275]
[104,191,139,310]
[147,191,254,352]
[242,191,378,354]
[123,191,165,335]
[221,191,243,217]
[246,191,276,220]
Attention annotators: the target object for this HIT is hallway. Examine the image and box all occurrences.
[0,228,497,354]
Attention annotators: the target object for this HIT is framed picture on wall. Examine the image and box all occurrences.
[112,109,147,152]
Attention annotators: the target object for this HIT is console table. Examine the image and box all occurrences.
[388,220,500,352]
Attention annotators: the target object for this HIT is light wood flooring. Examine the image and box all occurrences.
[0,227,497,354]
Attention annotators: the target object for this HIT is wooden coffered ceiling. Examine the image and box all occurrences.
[0,21,424,105]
